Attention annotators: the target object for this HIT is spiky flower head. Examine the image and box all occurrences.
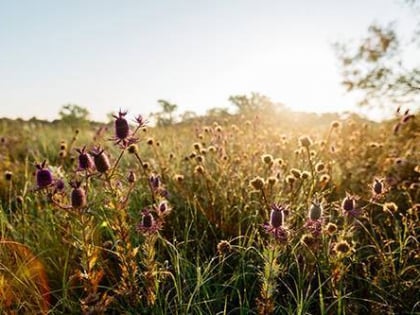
[299,136,312,148]
[91,147,111,173]
[113,109,130,141]
[334,240,352,255]
[372,178,385,196]
[71,181,86,209]
[35,161,53,188]
[264,204,288,242]
[4,171,12,181]
[261,154,274,165]
[325,222,337,235]
[217,240,232,256]
[341,193,360,217]
[308,202,323,221]
[127,170,136,183]
[76,146,94,171]
[250,176,265,190]
[136,209,161,234]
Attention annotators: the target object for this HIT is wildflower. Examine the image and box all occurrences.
[91,147,111,173]
[286,175,296,186]
[134,114,148,128]
[35,161,53,188]
[325,222,337,235]
[149,174,161,191]
[194,165,205,175]
[341,193,360,217]
[372,178,386,199]
[267,176,278,186]
[334,240,352,255]
[250,176,265,190]
[193,142,201,151]
[4,171,12,181]
[331,121,341,129]
[217,240,232,256]
[111,110,138,147]
[54,178,65,192]
[127,144,138,154]
[156,200,172,216]
[299,136,312,148]
[76,146,94,171]
[127,170,136,183]
[174,174,184,183]
[136,210,161,234]
[315,162,325,172]
[308,202,323,220]
[261,154,274,165]
[301,234,317,248]
[263,204,288,242]
[71,181,86,209]
[301,171,310,180]
[146,138,154,145]
[290,168,301,179]
[383,202,398,213]
[320,174,330,184]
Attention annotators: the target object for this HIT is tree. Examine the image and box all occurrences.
[335,1,420,110]
[58,104,90,127]
[152,99,178,126]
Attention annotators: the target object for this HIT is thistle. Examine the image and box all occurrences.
[263,204,288,242]
[76,146,94,171]
[91,147,111,173]
[71,181,87,209]
[35,161,53,188]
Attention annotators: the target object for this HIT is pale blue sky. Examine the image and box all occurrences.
[0,0,416,121]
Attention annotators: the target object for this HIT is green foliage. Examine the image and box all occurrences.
[152,99,178,126]
[335,1,420,108]
[58,104,90,127]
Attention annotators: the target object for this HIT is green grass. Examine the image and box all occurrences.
[0,109,419,314]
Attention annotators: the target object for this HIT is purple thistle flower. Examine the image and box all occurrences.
[136,209,161,234]
[91,147,111,173]
[134,114,148,128]
[263,204,288,242]
[70,181,87,209]
[35,161,53,188]
[110,109,138,147]
[114,110,130,141]
[76,146,94,171]
[341,193,360,217]
[54,178,65,192]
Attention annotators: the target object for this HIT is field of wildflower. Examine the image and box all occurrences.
[0,106,419,314]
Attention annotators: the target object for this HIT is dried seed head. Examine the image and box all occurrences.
[309,202,323,220]
[217,240,232,256]
[128,144,138,154]
[174,174,184,182]
[36,161,53,188]
[71,182,86,209]
[146,138,154,145]
[383,202,398,213]
[334,240,351,254]
[193,142,201,151]
[4,171,12,181]
[113,110,130,141]
[194,165,205,175]
[286,175,296,185]
[301,234,316,247]
[331,121,341,129]
[315,162,325,172]
[299,136,312,148]
[261,154,274,165]
[267,176,278,186]
[325,222,337,235]
[91,147,111,173]
[290,168,302,179]
[301,171,311,180]
[250,176,265,190]
[320,174,330,183]
[55,178,65,192]
[127,170,136,183]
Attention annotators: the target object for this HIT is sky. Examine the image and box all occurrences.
[0,0,417,122]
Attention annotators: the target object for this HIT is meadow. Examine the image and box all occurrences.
[0,106,419,314]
